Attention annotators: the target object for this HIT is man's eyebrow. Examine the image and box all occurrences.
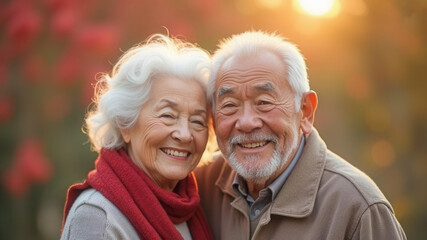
[254,83,275,92]
[216,87,233,98]
[195,109,207,115]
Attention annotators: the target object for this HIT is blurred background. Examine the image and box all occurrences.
[0,0,425,239]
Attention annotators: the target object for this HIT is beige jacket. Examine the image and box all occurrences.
[195,129,406,240]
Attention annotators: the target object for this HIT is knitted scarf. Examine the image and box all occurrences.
[62,148,212,240]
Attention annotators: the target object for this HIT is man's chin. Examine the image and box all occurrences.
[229,148,285,183]
[232,160,274,180]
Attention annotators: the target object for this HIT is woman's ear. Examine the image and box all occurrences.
[300,91,318,134]
[121,129,131,143]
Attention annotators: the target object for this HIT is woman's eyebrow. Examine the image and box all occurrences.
[159,99,177,107]
[159,99,206,115]
[155,99,177,111]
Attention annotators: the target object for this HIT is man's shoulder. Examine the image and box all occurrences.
[194,152,235,192]
[322,150,392,210]
[195,152,228,178]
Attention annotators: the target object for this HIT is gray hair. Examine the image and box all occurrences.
[85,34,211,152]
[208,31,310,111]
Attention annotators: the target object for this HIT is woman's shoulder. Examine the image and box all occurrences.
[61,189,109,239]
[62,188,139,240]
[71,188,111,209]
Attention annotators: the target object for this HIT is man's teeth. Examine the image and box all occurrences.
[163,149,189,157]
[240,141,267,148]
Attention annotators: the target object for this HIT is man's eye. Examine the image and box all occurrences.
[160,114,174,118]
[259,101,272,105]
[223,103,236,108]
[257,100,275,112]
[192,120,206,127]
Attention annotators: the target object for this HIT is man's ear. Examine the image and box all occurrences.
[120,129,131,143]
[300,91,318,134]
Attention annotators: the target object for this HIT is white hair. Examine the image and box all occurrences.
[208,31,310,111]
[85,34,211,152]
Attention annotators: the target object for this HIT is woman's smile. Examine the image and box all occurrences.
[161,147,191,161]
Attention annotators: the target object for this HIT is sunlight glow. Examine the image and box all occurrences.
[257,0,284,9]
[296,0,337,16]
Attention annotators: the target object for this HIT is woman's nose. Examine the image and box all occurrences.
[171,119,193,143]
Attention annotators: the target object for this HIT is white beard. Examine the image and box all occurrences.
[226,127,299,185]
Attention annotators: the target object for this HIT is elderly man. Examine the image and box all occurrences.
[195,31,406,240]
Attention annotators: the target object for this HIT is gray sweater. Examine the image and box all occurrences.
[61,188,192,239]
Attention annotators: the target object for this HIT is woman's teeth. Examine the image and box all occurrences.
[162,149,189,157]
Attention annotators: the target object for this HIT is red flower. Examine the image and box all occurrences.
[2,138,53,197]
[0,59,7,86]
[0,96,13,123]
[45,0,73,12]
[73,24,121,57]
[15,138,53,184]
[50,8,79,39]
[4,1,42,55]
[2,165,29,197]
[53,50,80,87]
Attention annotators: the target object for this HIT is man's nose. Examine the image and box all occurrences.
[171,119,193,143]
[235,103,262,132]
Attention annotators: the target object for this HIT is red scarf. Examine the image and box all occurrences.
[62,148,212,240]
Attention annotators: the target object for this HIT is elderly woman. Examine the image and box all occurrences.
[61,34,213,240]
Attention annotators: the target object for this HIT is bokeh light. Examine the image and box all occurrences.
[256,0,284,9]
[293,0,341,17]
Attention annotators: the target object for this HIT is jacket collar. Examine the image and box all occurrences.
[215,128,327,218]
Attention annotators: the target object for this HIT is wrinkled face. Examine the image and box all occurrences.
[121,76,208,190]
[214,51,303,183]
